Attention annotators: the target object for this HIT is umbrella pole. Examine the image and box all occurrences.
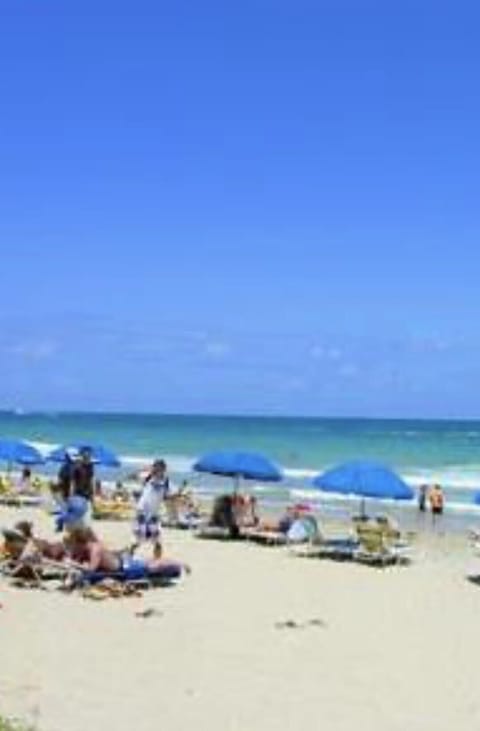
[233,474,240,494]
[360,498,366,518]
[231,474,241,538]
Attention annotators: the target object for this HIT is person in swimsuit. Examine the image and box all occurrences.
[418,484,428,512]
[429,484,444,517]
[256,506,301,534]
[13,520,67,561]
[65,526,190,576]
[2,521,68,581]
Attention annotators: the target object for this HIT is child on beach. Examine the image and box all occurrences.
[131,459,170,558]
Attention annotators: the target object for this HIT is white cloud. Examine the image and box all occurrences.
[283,376,307,391]
[204,341,231,358]
[311,345,342,361]
[407,334,454,354]
[310,345,325,360]
[6,340,57,361]
[431,339,451,352]
[327,347,342,361]
[339,363,359,378]
[183,329,208,342]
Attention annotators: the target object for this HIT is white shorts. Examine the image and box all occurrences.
[133,512,162,542]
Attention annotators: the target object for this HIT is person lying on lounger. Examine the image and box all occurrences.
[164,480,202,522]
[254,506,300,534]
[1,522,70,582]
[65,526,122,572]
[64,526,190,576]
[255,504,317,534]
[14,521,67,561]
[2,521,67,562]
[235,494,259,527]
[209,493,259,537]
[2,526,30,560]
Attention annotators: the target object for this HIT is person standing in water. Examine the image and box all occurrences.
[418,484,428,512]
[429,483,444,520]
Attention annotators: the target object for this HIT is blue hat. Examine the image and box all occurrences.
[54,496,88,532]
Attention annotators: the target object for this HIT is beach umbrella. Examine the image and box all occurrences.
[193,450,283,486]
[47,443,121,468]
[0,439,44,466]
[473,492,480,506]
[312,460,414,515]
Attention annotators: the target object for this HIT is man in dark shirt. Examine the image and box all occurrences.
[57,455,73,500]
[71,448,95,502]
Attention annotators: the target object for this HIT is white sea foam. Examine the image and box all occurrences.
[28,441,59,456]
[401,468,480,490]
[23,440,480,495]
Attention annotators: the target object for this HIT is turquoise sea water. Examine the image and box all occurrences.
[2,411,480,525]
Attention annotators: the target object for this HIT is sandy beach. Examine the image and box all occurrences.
[1,506,480,731]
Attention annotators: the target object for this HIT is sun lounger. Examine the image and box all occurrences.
[162,512,205,530]
[92,499,134,521]
[0,556,69,584]
[243,528,289,545]
[353,523,412,567]
[0,493,43,508]
[294,515,412,565]
[294,536,359,560]
[244,515,321,547]
[195,525,246,540]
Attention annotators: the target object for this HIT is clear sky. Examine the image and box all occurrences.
[1,1,479,418]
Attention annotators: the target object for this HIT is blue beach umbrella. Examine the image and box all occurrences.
[47,443,121,468]
[193,450,283,485]
[312,460,414,515]
[0,439,44,466]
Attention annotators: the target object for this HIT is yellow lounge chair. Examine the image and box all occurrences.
[354,521,412,567]
[93,499,134,521]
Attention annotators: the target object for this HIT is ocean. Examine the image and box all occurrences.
[3,411,480,528]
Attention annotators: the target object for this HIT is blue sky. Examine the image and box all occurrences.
[1,1,479,418]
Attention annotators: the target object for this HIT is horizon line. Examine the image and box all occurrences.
[2,408,480,424]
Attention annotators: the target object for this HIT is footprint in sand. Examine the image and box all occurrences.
[135,608,163,619]
[308,618,327,627]
[274,617,327,630]
[275,619,300,629]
